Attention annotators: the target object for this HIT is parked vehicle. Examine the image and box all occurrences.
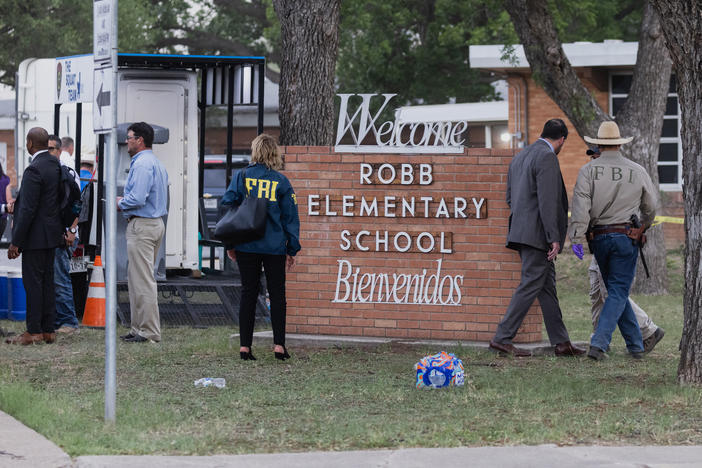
[202,154,250,238]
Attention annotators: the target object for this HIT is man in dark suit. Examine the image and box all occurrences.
[489,119,585,357]
[6,127,64,345]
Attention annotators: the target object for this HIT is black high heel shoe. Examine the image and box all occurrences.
[274,346,291,361]
[240,350,256,360]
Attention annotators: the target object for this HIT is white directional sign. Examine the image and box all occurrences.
[93,66,113,133]
[93,0,115,64]
[55,55,94,104]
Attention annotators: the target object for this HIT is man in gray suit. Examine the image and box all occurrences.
[489,119,585,357]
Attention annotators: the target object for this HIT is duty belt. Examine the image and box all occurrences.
[590,223,631,236]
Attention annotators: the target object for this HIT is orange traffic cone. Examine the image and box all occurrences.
[82,255,106,328]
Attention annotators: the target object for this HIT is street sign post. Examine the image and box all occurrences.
[94,0,118,424]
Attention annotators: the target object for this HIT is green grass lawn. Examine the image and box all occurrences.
[0,252,700,456]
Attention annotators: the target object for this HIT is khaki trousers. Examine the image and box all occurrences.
[126,217,165,341]
[588,257,656,339]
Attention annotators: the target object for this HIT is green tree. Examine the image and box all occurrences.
[152,0,283,81]
[336,0,511,105]
[548,0,642,43]
[335,0,643,106]
[0,0,188,87]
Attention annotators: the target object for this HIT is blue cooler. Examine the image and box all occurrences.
[8,269,26,322]
[0,267,8,319]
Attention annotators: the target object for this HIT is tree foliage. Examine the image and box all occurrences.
[336,0,511,105]
[153,0,282,81]
[548,0,642,43]
[0,0,649,101]
[334,0,644,106]
[0,0,188,87]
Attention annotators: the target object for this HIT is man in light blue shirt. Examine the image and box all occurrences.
[117,122,169,343]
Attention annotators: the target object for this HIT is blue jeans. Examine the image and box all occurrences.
[54,246,79,329]
[590,233,643,353]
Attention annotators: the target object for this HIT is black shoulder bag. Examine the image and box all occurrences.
[213,168,268,245]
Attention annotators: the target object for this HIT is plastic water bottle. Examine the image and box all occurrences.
[194,377,226,388]
[427,369,447,388]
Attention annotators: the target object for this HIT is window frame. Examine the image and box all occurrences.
[609,71,682,192]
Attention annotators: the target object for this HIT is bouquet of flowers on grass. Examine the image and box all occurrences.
[415,351,465,389]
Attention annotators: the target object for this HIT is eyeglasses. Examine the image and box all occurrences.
[126,135,140,141]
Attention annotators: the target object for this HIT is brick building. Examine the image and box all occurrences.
[470,40,684,248]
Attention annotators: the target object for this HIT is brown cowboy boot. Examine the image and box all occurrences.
[5,331,44,345]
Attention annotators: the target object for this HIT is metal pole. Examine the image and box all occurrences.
[54,104,61,136]
[75,102,82,171]
[198,68,207,199]
[226,65,234,187]
[257,62,264,135]
[104,0,118,423]
[97,134,105,248]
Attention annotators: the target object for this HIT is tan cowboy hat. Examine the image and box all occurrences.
[584,121,633,145]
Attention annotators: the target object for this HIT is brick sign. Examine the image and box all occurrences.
[283,147,542,343]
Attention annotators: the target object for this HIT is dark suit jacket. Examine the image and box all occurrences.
[505,139,568,252]
[12,150,64,251]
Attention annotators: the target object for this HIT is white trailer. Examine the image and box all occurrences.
[15,53,266,277]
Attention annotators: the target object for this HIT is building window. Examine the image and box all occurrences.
[609,72,681,191]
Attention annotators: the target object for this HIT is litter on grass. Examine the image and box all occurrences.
[415,351,464,389]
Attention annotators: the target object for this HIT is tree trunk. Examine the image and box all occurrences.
[272,0,341,145]
[503,0,607,136]
[650,0,702,385]
[617,2,672,294]
[504,0,669,294]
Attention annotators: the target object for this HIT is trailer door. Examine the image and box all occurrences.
[121,80,188,268]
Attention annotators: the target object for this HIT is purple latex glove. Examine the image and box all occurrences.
[571,243,584,260]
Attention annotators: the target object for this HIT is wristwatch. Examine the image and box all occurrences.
[68,227,78,234]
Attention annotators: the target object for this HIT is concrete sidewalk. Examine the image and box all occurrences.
[0,410,71,467]
[3,409,702,468]
[73,446,702,468]
[249,330,575,356]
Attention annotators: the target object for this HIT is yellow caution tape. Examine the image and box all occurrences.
[652,215,684,226]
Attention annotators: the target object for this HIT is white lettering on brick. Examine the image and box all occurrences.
[332,259,463,306]
[308,194,320,216]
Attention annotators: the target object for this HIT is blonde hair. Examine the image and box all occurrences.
[250,134,283,170]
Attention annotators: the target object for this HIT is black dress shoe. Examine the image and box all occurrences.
[488,340,531,357]
[240,351,256,360]
[274,346,291,361]
[120,333,135,341]
[124,334,149,343]
[554,341,586,357]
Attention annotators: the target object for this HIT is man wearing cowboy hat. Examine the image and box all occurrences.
[569,121,658,361]
[580,148,665,353]
[490,118,585,358]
